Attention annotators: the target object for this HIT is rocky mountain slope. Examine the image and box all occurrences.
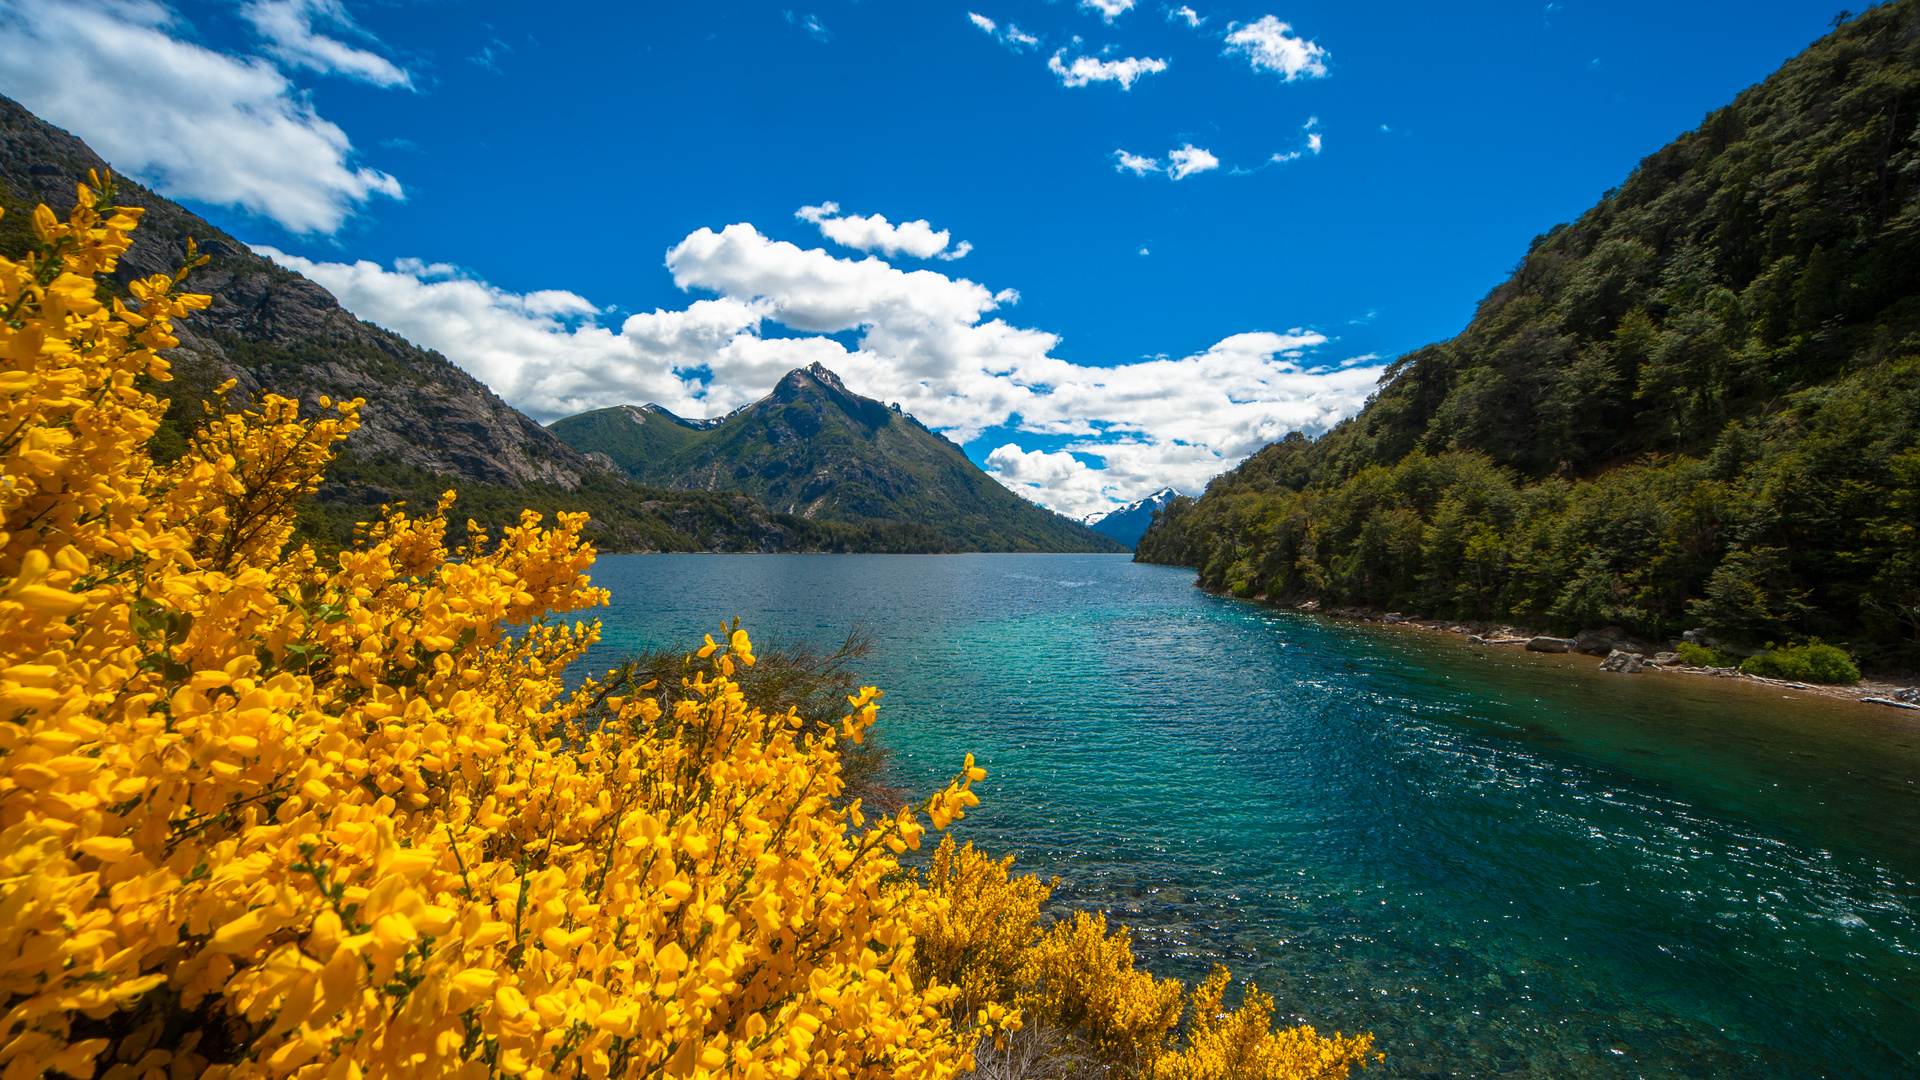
[550,364,1126,553]
[1082,488,1177,549]
[0,95,969,554]
[0,93,597,493]
[1138,3,1920,667]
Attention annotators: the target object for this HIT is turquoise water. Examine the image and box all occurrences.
[579,553,1920,1079]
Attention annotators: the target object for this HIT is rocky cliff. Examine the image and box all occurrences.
[0,93,601,492]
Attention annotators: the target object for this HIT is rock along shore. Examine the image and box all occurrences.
[1207,588,1920,713]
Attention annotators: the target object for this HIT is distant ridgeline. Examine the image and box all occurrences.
[1139,3,1920,667]
[549,364,1126,553]
[1082,488,1179,549]
[0,94,1115,555]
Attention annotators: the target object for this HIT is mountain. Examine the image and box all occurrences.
[1138,3,1920,668]
[550,364,1127,553]
[1082,488,1178,549]
[0,93,598,493]
[0,95,966,555]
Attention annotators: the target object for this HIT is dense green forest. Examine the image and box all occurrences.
[285,453,962,556]
[1138,2,1920,669]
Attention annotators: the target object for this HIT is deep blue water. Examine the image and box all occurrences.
[577,553,1920,1079]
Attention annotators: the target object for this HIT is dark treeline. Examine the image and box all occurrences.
[290,453,962,556]
[1138,2,1920,669]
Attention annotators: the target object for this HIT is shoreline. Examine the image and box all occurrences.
[1212,587,1920,711]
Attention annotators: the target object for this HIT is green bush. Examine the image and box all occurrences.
[1231,579,1254,598]
[1740,641,1861,684]
[1677,642,1738,667]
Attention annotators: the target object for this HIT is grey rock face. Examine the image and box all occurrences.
[1526,636,1578,653]
[1652,651,1682,666]
[0,93,604,492]
[1599,649,1647,673]
[1574,629,1615,655]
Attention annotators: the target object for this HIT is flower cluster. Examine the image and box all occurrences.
[1,182,1375,1080]
[917,839,1378,1080]
[0,181,995,1080]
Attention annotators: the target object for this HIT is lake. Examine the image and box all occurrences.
[578,552,1920,1079]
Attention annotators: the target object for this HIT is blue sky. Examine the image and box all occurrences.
[0,0,1848,515]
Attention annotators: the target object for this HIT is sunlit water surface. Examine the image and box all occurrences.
[579,553,1920,1079]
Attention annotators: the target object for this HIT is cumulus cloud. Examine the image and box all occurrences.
[1166,144,1218,179]
[1168,5,1205,27]
[1223,15,1329,81]
[796,203,970,261]
[0,0,401,234]
[239,0,412,88]
[1112,150,1160,175]
[1048,49,1167,89]
[260,224,1383,518]
[1079,0,1136,22]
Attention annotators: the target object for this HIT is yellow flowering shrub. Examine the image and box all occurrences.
[1155,970,1376,1080]
[918,841,1378,1080]
[0,180,1378,1080]
[0,180,997,1080]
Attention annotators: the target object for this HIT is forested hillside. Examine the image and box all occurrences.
[1138,2,1920,668]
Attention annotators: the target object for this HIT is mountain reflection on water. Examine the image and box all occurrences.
[582,553,1920,1080]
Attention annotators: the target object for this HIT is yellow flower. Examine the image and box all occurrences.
[0,181,1375,1080]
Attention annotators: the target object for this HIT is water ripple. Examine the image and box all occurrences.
[584,553,1920,1079]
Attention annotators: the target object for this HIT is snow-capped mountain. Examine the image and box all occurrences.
[1081,488,1179,549]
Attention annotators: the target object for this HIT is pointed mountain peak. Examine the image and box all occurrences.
[777,362,850,395]
[804,362,848,392]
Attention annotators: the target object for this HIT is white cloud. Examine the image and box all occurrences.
[1223,15,1329,81]
[1167,144,1219,179]
[986,446,1108,511]
[969,12,1040,49]
[1048,49,1167,89]
[239,0,412,89]
[259,225,1383,518]
[1079,0,1135,22]
[796,202,970,260]
[1272,116,1323,163]
[1115,145,1219,180]
[0,0,401,234]
[1169,5,1205,27]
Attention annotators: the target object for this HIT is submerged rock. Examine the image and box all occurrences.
[1526,636,1577,653]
